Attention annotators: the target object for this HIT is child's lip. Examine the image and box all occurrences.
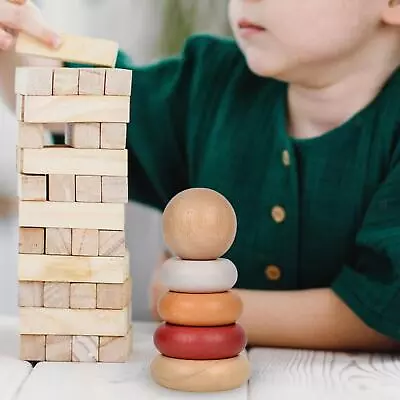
[237,18,266,31]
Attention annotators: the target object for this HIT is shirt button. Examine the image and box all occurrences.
[282,150,290,166]
[265,265,281,281]
[271,206,286,223]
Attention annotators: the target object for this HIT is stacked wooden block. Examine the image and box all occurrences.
[16,65,133,362]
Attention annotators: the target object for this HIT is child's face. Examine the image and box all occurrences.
[228,0,388,83]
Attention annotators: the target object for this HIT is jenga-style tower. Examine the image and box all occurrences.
[15,32,133,362]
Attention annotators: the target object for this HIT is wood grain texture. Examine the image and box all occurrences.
[18,174,46,201]
[45,228,72,255]
[43,282,70,308]
[53,68,79,95]
[18,122,44,148]
[20,335,45,361]
[101,176,128,203]
[104,69,132,96]
[19,227,44,254]
[19,281,43,307]
[100,123,126,149]
[75,176,101,202]
[48,175,75,202]
[45,335,72,362]
[15,67,53,95]
[66,123,101,149]
[78,69,106,95]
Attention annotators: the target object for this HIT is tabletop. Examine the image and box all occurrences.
[0,316,399,400]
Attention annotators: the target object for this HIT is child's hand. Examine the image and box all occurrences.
[0,0,61,51]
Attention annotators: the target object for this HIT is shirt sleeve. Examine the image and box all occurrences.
[331,131,400,340]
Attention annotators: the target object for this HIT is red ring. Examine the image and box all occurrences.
[153,323,247,360]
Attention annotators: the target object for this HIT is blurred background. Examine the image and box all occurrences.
[0,0,231,320]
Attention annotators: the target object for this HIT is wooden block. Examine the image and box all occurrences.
[20,335,45,361]
[43,282,70,308]
[72,336,99,362]
[99,325,132,362]
[15,67,53,95]
[21,95,130,123]
[18,253,129,284]
[19,201,125,230]
[21,148,127,176]
[101,176,128,203]
[20,306,130,336]
[97,277,131,309]
[100,123,126,149]
[45,228,72,255]
[66,123,100,148]
[18,123,44,148]
[99,230,125,257]
[19,281,43,307]
[16,94,24,120]
[18,174,46,201]
[105,69,132,96]
[75,176,101,202]
[48,174,75,202]
[79,69,105,95]
[70,283,96,309]
[72,229,98,256]
[53,68,79,95]
[15,32,118,67]
[46,335,72,361]
[19,227,44,254]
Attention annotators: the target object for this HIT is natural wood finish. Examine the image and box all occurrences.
[21,148,127,176]
[105,69,132,96]
[101,176,128,203]
[18,122,44,148]
[18,253,129,283]
[45,228,72,255]
[19,201,125,230]
[19,227,44,254]
[15,67,53,95]
[99,325,132,362]
[100,123,126,149]
[98,230,125,257]
[19,281,43,307]
[20,95,130,123]
[48,174,75,202]
[70,283,97,309]
[45,335,72,361]
[97,277,131,310]
[20,335,45,361]
[72,229,98,256]
[15,32,119,67]
[66,123,100,149]
[78,69,105,95]
[53,68,79,95]
[20,306,130,336]
[150,354,250,392]
[75,176,101,203]
[18,174,46,201]
[16,94,24,120]
[43,282,70,308]
[72,336,99,362]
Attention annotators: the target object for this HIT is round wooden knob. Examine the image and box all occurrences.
[154,323,247,360]
[160,257,238,293]
[157,291,243,326]
[162,188,237,260]
[150,354,251,392]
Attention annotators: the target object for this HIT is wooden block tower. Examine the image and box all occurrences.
[14,33,133,362]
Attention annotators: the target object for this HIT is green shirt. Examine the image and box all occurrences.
[69,34,400,340]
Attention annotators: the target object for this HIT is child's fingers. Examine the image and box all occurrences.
[0,28,14,50]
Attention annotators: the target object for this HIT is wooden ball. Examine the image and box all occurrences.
[160,257,238,293]
[150,354,251,392]
[162,188,237,260]
[154,323,247,360]
[157,291,243,326]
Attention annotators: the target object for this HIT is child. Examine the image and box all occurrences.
[1,0,400,351]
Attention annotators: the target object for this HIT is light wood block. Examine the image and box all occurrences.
[20,95,130,123]
[18,122,44,148]
[53,68,79,95]
[20,306,130,336]
[18,174,46,201]
[66,123,100,149]
[97,277,131,310]
[72,336,99,362]
[43,282,70,308]
[19,201,125,230]
[48,174,75,202]
[15,67,53,95]
[100,123,126,149]
[45,335,72,361]
[101,176,128,203]
[75,176,101,202]
[15,32,119,67]
[99,325,132,362]
[79,69,105,95]
[21,148,127,176]
[20,335,45,361]
[99,230,125,257]
[18,253,129,284]
[70,283,96,309]
[105,69,132,96]
[72,229,98,256]
[19,281,43,307]
[16,94,24,120]
[45,228,72,255]
[19,227,44,254]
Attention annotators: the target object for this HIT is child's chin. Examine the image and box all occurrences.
[244,52,284,79]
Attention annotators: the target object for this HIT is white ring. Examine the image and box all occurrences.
[160,257,238,293]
